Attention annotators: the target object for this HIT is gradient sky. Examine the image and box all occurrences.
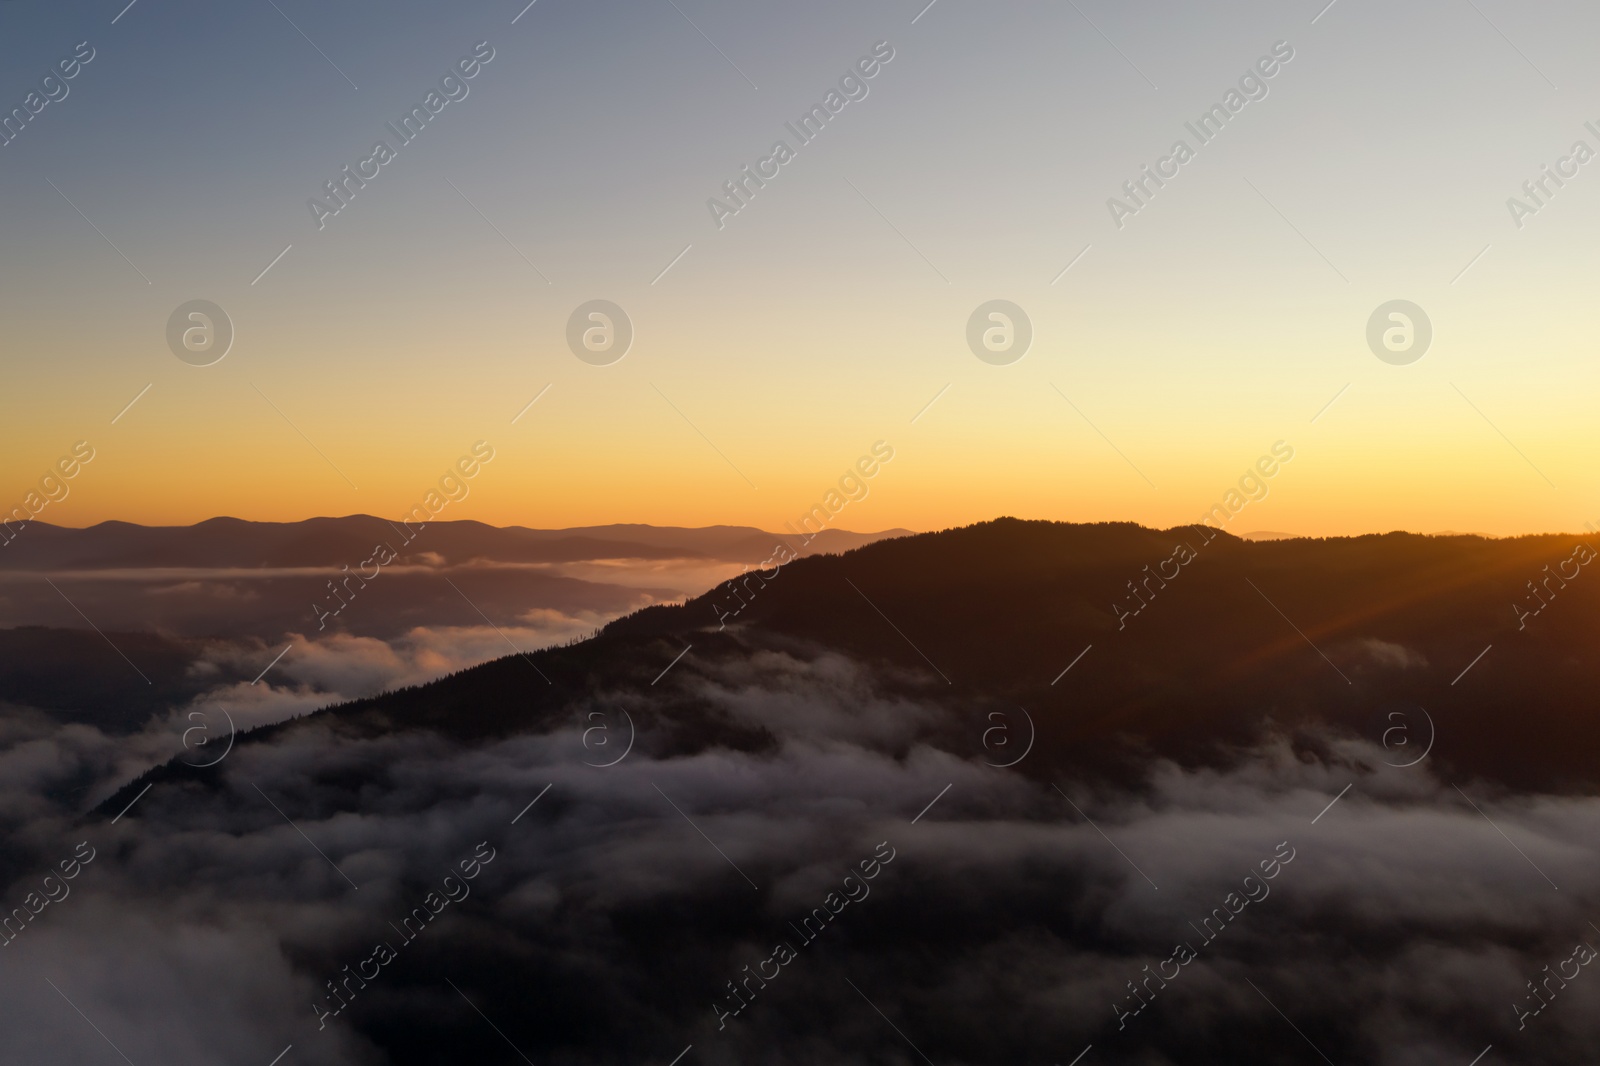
[3,0,1599,537]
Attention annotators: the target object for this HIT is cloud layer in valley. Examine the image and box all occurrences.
[1,646,1595,1066]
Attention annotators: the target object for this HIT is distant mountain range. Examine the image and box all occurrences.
[0,516,913,644]
[0,516,912,571]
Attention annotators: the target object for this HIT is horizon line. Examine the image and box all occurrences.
[10,514,1599,541]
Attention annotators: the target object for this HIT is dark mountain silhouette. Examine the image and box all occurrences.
[102,517,1600,809]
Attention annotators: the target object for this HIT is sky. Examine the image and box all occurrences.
[2,0,1599,537]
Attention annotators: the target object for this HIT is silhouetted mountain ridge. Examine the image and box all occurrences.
[101,518,1600,815]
